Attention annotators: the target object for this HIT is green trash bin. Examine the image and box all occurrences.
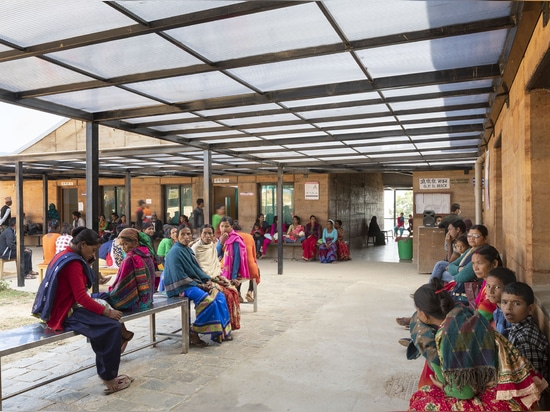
[397,237,413,260]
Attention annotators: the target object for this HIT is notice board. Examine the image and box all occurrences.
[415,193,451,214]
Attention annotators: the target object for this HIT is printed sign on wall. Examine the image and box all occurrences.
[305,182,319,200]
[419,178,450,190]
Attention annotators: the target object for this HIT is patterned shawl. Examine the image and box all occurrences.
[221,230,250,280]
[163,242,211,298]
[108,245,154,311]
[436,305,497,393]
[191,239,222,278]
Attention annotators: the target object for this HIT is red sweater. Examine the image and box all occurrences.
[47,258,105,331]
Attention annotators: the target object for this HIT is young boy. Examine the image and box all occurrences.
[484,267,516,337]
[502,281,550,382]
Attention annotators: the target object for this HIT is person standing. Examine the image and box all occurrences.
[438,203,462,230]
[0,196,13,231]
[192,198,205,235]
[0,218,38,279]
[135,200,147,230]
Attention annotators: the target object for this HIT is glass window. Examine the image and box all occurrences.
[165,184,192,225]
[102,186,126,218]
[260,184,294,226]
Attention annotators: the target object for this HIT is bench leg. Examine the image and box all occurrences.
[150,313,156,347]
[1,356,3,411]
[182,301,189,354]
[0,260,3,280]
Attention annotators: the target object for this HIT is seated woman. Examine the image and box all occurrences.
[301,215,322,261]
[250,222,265,259]
[409,278,547,411]
[318,219,338,264]
[263,215,286,251]
[471,245,502,318]
[163,226,232,346]
[285,215,304,243]
[94,228,156,352]
[217,216,251,299]
[31,228,134,394]
[367,215,385,246]
[334,219,350,261]
[191,224,241,330]
[157,225,177,264]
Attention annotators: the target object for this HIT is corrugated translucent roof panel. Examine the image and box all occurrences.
[0,1,135,46]
[228,54,365,92]
[356,30,508,78]
[124,113,199,124]
[298,105,389,119]
[220,113,300,127]
[113,1,242,22]
[166,3,339,61]
[390,95,489,111]
[325,0,511,40]
[127,72,253,103]
[281,92,381,108]
[196,103,282,117]
[38,87,160,112]
[48,34,203,79]
[0,57,93,92]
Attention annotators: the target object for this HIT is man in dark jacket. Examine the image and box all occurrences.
[0,218,37,279]
[0,196,12,231]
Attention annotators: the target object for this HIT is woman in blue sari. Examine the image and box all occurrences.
[318,219,338,263]
[163,226,232,347]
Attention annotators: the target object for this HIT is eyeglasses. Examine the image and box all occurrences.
[467,234,482,239]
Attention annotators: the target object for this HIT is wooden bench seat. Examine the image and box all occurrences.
[0,294,189,408]
[0,258,16,280]
[23,234,42,247]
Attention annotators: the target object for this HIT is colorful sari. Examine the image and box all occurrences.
[409,306,547,411]
[192,239,241,330]
[105,245,155,311]
[318,231,337,263]
[183,286,232,343]
[220,231,250,281]
[302,222,321,260]
[336,228,350,261]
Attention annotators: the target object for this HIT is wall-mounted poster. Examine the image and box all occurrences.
[305,182,319,200]
[415,193,451,214]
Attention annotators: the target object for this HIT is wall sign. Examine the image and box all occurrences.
[419,178,450,190]
[304,182,319,200]
[213,177,230,184]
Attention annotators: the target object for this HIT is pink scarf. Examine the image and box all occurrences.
[221,231,250,280]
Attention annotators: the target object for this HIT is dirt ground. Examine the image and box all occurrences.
[0,288,37,330]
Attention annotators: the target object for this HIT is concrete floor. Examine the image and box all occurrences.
[1,242,429,411]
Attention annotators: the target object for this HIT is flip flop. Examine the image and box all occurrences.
[190,339,208,348]
[99,276,112,285]
[24,274,37,279]
[103,375,134,395]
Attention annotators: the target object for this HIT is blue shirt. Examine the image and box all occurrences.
[493,306,511,338]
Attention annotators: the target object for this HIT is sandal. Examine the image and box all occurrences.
[103,374,134,394]
[24,274,37,279]
[99,276,112,285]
[190,331,207,348]
[246,292,254,303]
[224,335,233,341]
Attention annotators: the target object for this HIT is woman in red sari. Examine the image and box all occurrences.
[334,219,351,261]
[301,215,322,261]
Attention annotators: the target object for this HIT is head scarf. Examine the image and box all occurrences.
[118,228,139,244]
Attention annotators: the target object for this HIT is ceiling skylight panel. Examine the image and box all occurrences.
[254,151,300,159]
[382,80,494,98]
[344,136,410,145]
[38,86,159,112]
[220,113,300,127]
[406,119,484,130]
[152,121,221,132]
[165,3,339,61]
[390,95,489,111]
[228,54,365,92]
[47,35,203,79]
[0,1,135,47]
[330,125,403,134]
[0,57,93,92]
[298,104,389,119]
[356,30,508,78]
[244,124,316,134]
[113,1,241,21]
[301,148,356,156]
[125,113,199,124]
[314,117,397,128]
[281,92,380,108]
[127,72,252,103]
[261,131,328,140]
[237,146,283,152]
[199,137,259,144]
[356,143,416,153]
[196,103,281,117]
[397,109,487,122]
[416,139,480,149]
[325,0,510,41]
[177,131,246,139]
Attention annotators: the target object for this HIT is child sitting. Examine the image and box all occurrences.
[502,281,550,382]
[485,267,516,337]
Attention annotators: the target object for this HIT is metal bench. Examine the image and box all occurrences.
[0,294,189,409]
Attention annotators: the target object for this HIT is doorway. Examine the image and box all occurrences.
[213,186,238,221]
[62,188,78,224]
